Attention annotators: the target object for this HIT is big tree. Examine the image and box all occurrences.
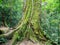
[0,0,46,45]
[0,0,58,45]
[11,0,46,45]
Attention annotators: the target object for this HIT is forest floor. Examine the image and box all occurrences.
[1,40,45,45]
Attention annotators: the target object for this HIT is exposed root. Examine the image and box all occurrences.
[0,29,17,39]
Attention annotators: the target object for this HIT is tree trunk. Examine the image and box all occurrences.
[11,0,46,45]
[0,0,46,45]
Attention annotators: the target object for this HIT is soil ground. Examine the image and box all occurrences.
[0,40,45,45]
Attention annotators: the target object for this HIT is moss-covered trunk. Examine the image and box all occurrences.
[0,0,46,45]
[11,0,46,45]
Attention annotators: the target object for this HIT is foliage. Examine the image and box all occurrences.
[0,38,7,43]
[41,0,59,44]
[0,0,23,43]
[0,0,23,27]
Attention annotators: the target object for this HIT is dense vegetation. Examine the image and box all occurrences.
[0,0,23,27]
[0,0,59,45]
[41,0,59,44]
